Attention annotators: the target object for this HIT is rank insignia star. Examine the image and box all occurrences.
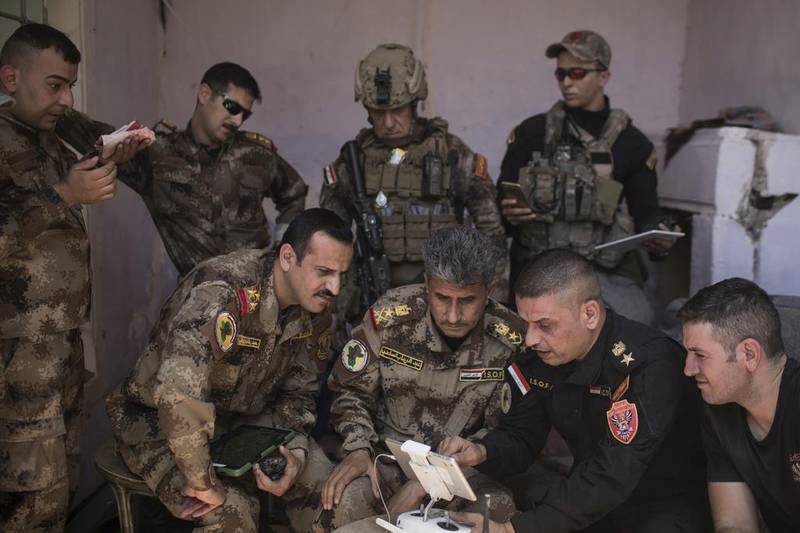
[237,285,261,315]
[621,352,635,366]
[373,307,394,325]
[612,341,626,357]
[508,330,523,345]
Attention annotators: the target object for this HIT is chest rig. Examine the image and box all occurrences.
[517,102,635,268]
[361,118,464,262]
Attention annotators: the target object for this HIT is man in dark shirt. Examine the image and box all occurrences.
[679,278,800,533]
[498,30,677,323]
[441,249,709,533]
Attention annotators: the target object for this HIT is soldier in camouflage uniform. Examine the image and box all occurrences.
[320,43,509,321]
[106,209,353,532]
[315,226,522,530]
[120,62,308,277]
[498,30,679,324]
[0,24,147,532]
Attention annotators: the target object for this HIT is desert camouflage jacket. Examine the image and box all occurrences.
[329,283,525,454]
[107,249,330,490]
[120,124,308,275]
[0,108,108,338]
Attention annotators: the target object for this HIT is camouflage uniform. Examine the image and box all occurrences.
[120,124,308,276]
[320,117,509,319]
[0,106,106,531]
[106,248,333,532]
[315,284,525,528]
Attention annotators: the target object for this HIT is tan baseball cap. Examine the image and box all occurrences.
[545,30,611,69]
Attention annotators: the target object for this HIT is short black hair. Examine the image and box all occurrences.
[201,62,261,102]
[279,208,352,262]
[0,23,81,66]
[515,248,601,302]
[678,277,785,360]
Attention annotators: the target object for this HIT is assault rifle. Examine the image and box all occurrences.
[343,141,392,308]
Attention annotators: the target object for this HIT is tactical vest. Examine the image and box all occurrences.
[517,102,635,268]
[359,118,464,262]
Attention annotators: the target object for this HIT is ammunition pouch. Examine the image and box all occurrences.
[514,100,637,268]
[361,127,464,263]
[380,209,459,262]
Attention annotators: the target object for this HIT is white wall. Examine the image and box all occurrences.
[680,0,800,133]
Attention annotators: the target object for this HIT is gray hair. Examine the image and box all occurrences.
[423,226,502,286]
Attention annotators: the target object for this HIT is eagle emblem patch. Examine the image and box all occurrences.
[607,400,638,445]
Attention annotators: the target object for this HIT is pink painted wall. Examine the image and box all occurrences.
[680,0,800,133]
[156,0,690,196]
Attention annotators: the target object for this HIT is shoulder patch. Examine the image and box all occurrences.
[214,311,238,352]
[474,153,491,185]
[607,399,638,445]
[646,148,658,171]
[459,368,504,382]
[236,284,261,315]
[500,382,512,414]
[379,345,423,371]
[323,163,338,185]
[341,339,369,373]
[153,118,177,134]
[487,320,524,348]
[242,131,274,150]
[369,288,426,330]
[507,361,531,396]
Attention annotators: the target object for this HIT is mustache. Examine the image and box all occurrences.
[315,289,335,299]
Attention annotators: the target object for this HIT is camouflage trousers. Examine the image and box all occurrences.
[0,330,85,533]
[307,457,516,531]
[119,437,333,532]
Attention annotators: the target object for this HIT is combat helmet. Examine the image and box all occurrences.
[354,43,427,109]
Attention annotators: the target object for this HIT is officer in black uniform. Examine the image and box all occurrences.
[498,30,677,324]
[441,249,710,533]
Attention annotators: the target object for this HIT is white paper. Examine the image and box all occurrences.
[594,230,685,253]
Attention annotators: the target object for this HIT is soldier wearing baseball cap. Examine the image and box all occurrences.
[497,29,680,326]
[545,29,612,69]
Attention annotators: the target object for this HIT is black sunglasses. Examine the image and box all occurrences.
[220,95,253,121]
[554,67,606,82]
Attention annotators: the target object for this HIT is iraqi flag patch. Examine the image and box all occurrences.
[507,362,531,396]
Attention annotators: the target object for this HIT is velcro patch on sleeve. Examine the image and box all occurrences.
[341,339,369,373]
[459,368,504,381]
[379,346,423,371]
[507,362,530,395]
[214,311,238,352]
[607,399,638,445]
[323,164,338,185]
[474,153,491,185]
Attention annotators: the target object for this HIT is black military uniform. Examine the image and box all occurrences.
[499,97,663,289]
[701,357,800,533]
[478,309,710,532]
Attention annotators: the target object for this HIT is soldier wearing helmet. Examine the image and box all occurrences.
[498,30,680,325]
[320,43,509,326]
